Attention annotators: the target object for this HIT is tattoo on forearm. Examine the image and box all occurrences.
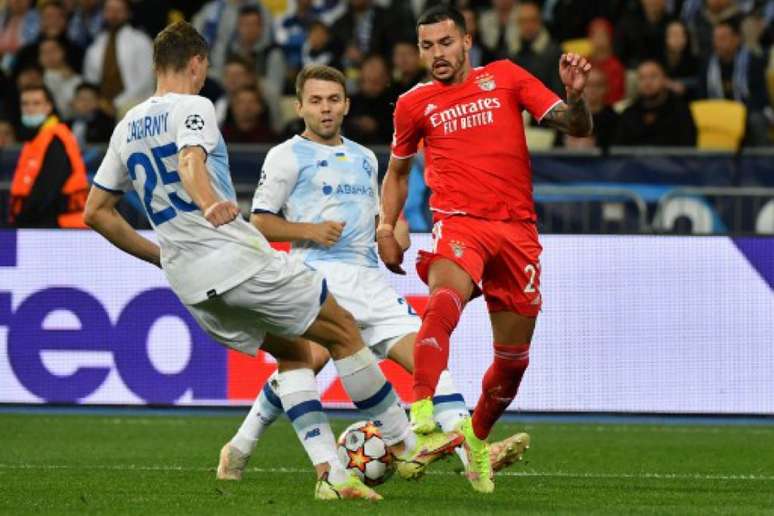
[542,98,593,137]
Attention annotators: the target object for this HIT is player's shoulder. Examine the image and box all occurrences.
[265,135,301,160]
[168,93,215,115]
[486,59,530,79]
[396,80,437,108]
[341,137,377,162]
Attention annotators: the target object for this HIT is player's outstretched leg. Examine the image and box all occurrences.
[218,346,330,480]
[411,259,473,434]
[250,338,380,501]
[307,295,463,480]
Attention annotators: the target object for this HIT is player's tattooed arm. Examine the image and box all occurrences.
[541,98,593,137]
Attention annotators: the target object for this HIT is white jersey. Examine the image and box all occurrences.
[93,93,272,305]
[251,135,380,267]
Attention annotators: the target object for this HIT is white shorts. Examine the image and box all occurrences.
[185,250,326,356]
[309,260,421,359]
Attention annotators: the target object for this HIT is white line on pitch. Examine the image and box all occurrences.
[0,464,771,482]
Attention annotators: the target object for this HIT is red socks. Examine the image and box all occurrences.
[471,343,530,440]
[412,287,464,401]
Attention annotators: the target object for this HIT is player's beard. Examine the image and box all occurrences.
[432,48,467,84]
[309,118,341,142]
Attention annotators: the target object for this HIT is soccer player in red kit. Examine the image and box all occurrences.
[378,5,593,493]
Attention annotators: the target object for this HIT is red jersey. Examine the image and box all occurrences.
[391,60,561,222]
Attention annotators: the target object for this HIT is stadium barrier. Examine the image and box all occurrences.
[1,230,772,414]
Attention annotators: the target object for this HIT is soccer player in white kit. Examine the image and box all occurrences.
[216,65,530,481]
[83,22,462,501]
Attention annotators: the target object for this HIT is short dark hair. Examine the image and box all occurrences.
[715,19,741,35]
[239,5,262,18]
[75,82,100,95]
[295,65,347,101]
[153,21,209,72]
[20,84,57,109]
[416,5,467,35]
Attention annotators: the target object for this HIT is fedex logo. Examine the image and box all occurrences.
[0,231,425,406]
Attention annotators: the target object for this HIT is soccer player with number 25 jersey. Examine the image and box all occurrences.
[378,5,594,493]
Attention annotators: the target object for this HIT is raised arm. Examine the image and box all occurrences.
[250,212,345,247]
[83,186,161,267]
[178,146,240,226]
[541,53,594,137]
[377,156,413,274]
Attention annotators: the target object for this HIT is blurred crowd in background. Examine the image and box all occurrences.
[1,0,774,152]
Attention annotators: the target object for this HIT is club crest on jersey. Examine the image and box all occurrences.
[450,240,466,258]
[476,73,496,91]
[424,103,437,116]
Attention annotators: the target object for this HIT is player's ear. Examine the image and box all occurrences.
[294,98,302,116]
[343,97,350,116]
[463,32,472,51]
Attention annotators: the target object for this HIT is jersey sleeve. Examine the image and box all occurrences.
[390,96,422,159]
[368,149,380,216]
[93,128,131,193]
[175,96,220,155]
[503,60,562,122]
[251,145,299,215]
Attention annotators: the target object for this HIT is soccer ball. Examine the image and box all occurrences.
[337,420,395,486]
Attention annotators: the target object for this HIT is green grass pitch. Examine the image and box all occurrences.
[1,412,773,515]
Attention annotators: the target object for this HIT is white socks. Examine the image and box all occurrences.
[274,368,341,468]
[230,372,284,455]
[333,347,412,447]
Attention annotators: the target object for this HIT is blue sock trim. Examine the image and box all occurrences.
[286,400,324,422]
[262,382,283,410]
[433,393,466,405]
[353,382,393,410]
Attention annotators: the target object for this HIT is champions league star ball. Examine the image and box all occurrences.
[337,421,395,486]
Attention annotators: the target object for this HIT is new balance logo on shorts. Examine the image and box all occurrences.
[304,428,321,440]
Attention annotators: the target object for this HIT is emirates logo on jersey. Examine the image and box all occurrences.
[476,73,496,91]
[428,97,502,135]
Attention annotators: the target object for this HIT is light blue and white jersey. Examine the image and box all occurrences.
[93,93,271,304]
[251,135,380,268]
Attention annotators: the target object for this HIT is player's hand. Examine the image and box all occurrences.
[307,221,345,247]
[204,200,240,227]
[559,53,592,100]
[377,233,406,275]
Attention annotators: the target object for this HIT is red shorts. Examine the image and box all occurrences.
[416,216,542,316]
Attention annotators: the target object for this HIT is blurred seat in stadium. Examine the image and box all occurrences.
[689,99,746,150]
[654,195,722,234]
[755,200,774,234]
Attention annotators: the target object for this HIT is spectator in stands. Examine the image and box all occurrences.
[227,6,286,96]
[7,64,44,133]
[67,82,114,144]
[561,67,620,150]
[221,86,277,143]
[660,19,700,99]
[389,40,425,100]
[40,37,81,120]
[228,5,286,133]
[615,60,697,146]
[275,0,344,73]
[478,0,519,59]
[615,0,673,69]
[68,0,104,49]
[700,20,770,145]
[9,85,89,228]
[12,1,83,77]
[689,0,742,61]
[510,1,562,95]
[215,55,257,126]
[193,0,273,77]
[332,0,409,70]
[83,0,154,116]
[460,6,493,68]
[301,20,343,70]
[0,0,39,73]
[588,18,625,104]
[344,54,393,144]
[0,118,15,147]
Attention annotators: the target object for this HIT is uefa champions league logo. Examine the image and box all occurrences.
[184,114,205,131]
